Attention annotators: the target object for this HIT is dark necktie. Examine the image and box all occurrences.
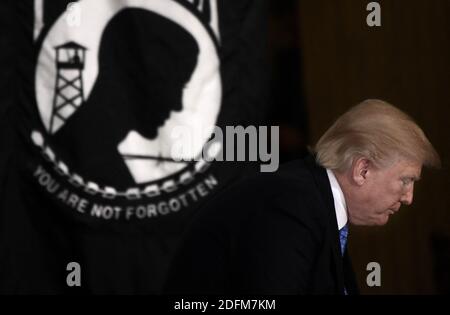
[339,224,349,256]
[339,224,349,295]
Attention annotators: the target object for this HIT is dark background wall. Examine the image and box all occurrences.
[269,0,450,294]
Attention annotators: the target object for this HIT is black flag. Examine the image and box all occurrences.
[0,0,269,294]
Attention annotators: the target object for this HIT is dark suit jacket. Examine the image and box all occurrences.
[164,155,359,295]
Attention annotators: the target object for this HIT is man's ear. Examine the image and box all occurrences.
[351,157,371,186]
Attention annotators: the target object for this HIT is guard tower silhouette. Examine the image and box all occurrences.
[49,41,87,134]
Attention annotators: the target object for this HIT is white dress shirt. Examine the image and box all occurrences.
[326,169,348,230]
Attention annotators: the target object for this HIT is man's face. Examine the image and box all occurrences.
[348,158,422,226]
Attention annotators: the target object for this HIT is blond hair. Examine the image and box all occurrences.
[314,99,441,172]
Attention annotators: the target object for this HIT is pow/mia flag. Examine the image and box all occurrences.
[0,0,269,294]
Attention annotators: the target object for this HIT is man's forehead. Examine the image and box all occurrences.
[394,159,422,177]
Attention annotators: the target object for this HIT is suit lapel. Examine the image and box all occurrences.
[343,249,360,295]
[304,155,346,294]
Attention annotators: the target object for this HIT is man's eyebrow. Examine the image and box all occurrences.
[402,175,421,181]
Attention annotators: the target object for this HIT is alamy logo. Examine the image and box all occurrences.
[366,262,381,287]
[366,2,381,27]
[66,262,81,287]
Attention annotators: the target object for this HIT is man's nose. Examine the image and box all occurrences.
[401,185,414,205]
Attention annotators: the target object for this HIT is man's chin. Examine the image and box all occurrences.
[362,213,390,226]
[376,213,391,226]
[349,216,389,226]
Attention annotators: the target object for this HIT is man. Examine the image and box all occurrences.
[164,99,440,295]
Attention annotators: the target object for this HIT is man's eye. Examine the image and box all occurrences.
[402,178,412,185]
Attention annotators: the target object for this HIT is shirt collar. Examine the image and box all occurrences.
[326,169,348,230]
